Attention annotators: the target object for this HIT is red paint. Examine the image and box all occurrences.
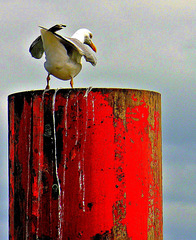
[9,89,162,239]
[131,93,138,102]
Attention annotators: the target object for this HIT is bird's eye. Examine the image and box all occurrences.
[89,33,93,39]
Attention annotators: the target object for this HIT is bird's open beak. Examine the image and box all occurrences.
[90,42,97,52]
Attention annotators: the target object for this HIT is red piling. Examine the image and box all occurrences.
[8,88,162,239]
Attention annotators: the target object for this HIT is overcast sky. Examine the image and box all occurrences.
[0,0,196,239]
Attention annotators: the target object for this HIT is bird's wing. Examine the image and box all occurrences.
[29,24,66,59]
[59,36,97,66]
[29,35,43,59]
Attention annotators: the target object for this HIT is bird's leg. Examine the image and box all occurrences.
[46,74,50,89]
[70,77,74,88]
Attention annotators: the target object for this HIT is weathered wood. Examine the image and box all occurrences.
[8,88,162,239]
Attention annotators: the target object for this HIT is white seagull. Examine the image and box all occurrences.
[29,24,97,89]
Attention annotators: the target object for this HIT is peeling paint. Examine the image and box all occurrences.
[112,200,131,240]
[8,88,162,239]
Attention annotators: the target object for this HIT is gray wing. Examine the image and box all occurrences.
[29,24,66,59]
[29,35,43,59]
[60,37,97,66]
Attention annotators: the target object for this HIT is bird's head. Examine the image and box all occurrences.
[72,28,97,52]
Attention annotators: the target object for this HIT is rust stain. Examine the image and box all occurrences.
[104,89,162,240]
[9,89,162,239]
[105,89,161,130]
[148,227,155,240]
[112,200,131,240]
[130,117,140,121]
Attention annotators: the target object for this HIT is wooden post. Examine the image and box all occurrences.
[8,88,162,239]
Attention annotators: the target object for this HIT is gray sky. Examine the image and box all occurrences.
[1,0,196,239]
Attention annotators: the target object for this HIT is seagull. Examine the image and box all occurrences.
[29,24,97,89]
